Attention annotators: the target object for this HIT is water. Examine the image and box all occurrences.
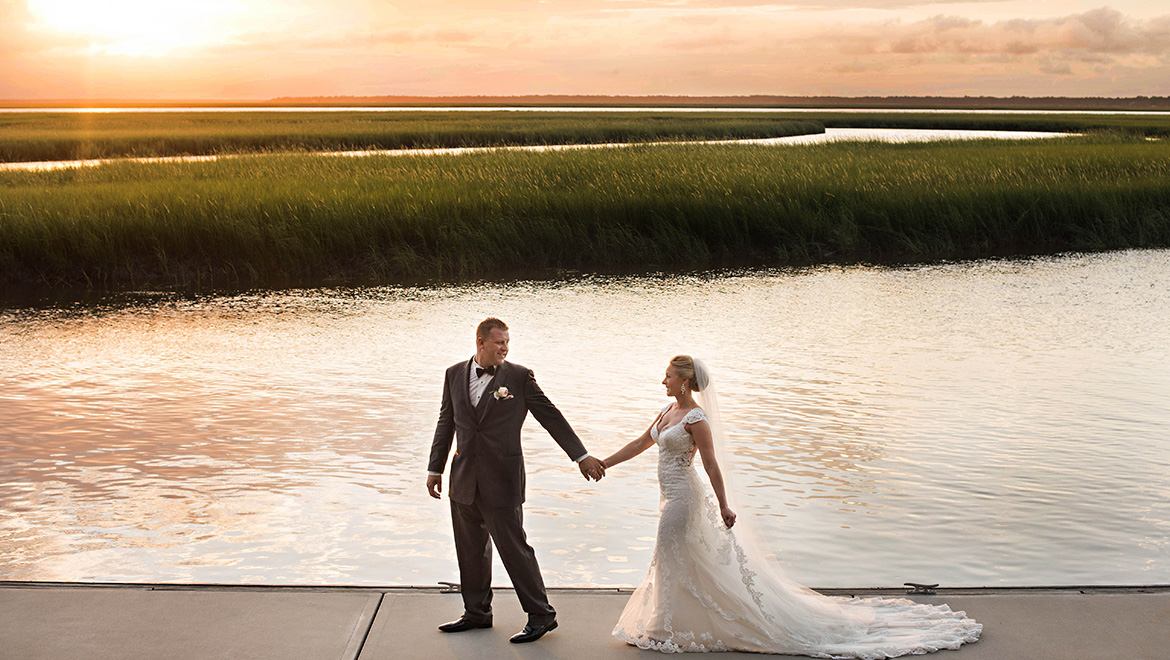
[0,128,1071,173]
[2,250,1168,588]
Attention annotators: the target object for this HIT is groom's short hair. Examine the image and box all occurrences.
[477,317,509,340]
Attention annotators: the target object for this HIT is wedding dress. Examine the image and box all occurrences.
[612,404,982,657]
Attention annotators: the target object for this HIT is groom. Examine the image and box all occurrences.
[427,317,606,643]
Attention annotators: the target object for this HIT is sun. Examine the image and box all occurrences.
[29,0,245,57]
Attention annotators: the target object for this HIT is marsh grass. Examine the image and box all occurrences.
[2,134,1168,289]
[0,111,822,163]
[3,109,1169,165]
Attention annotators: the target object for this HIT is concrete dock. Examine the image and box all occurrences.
[2,583,1167,660]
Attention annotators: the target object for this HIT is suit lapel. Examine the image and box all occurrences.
[461,359,476,414]
[476,361,508,423]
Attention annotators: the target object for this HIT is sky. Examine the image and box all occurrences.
[1,1,1168,100]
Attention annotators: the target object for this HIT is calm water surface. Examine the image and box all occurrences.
[2,250,1168,587]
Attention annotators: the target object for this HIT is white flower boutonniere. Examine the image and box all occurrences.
[492,386,514,401]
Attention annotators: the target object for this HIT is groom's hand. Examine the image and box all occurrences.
[427,475,442,499]
[578,456,606,481]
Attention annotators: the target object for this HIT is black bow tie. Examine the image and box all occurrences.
[476,366,496,378]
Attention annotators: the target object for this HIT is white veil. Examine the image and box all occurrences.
[692,358,804,585]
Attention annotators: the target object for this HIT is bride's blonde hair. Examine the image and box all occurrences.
[669,355,702,392]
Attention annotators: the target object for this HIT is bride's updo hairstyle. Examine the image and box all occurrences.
[669,355,703,392]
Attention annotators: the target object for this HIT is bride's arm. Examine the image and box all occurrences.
[601,425,655,469]
[691,420,737,528]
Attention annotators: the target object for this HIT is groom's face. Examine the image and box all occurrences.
[477,328,510,367]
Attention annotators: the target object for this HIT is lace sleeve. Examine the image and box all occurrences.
[684,408,708,424]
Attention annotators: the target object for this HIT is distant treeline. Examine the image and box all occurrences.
[265,95,1170,111]
[4,95,1170,110]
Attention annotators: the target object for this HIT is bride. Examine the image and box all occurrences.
[601,355,982,657]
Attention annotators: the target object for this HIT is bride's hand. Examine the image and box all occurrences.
[721,506,737,529]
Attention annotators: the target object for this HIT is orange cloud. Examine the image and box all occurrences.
[848,8,1170,58]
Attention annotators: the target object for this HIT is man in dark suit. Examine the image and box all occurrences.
[428,317,606,644]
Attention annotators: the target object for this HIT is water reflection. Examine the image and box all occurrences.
[1,250,1168,587]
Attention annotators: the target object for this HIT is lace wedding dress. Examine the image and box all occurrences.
[612,406,982,657]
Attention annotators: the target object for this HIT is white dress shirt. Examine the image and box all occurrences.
[469,358,495,407]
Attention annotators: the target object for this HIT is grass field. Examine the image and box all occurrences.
[0,112,823,163]
[2,133,1167,289]
[2,109,1169,165]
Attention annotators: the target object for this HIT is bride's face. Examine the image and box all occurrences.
[662,366,687,397]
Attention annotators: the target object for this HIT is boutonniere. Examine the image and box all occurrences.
[492,386,514,400]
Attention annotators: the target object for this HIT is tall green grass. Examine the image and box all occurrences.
[1,134,1168,289]
[3,109,1169,164]
[0,112,822,163]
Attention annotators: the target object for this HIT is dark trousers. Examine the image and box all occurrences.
[450,496,556,625]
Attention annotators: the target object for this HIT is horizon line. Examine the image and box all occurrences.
[3,94,1170,110]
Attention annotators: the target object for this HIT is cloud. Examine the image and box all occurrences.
[451,0,1005,9]
[1038,58,1074,76]
[845,8,1170,59]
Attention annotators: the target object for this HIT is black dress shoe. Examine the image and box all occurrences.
[509,619,558,643]
[438,615,492,632]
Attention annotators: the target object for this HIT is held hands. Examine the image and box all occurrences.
[579,455,606,482]
[429,456,604,497]
[720,505,737,529]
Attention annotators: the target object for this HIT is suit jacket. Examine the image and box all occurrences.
[429,359,587,507]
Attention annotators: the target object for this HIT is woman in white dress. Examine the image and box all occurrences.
[601,355,981,657]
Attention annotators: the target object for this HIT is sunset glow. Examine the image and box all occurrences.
[2,1,1168,100]
[28,0,244,57]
